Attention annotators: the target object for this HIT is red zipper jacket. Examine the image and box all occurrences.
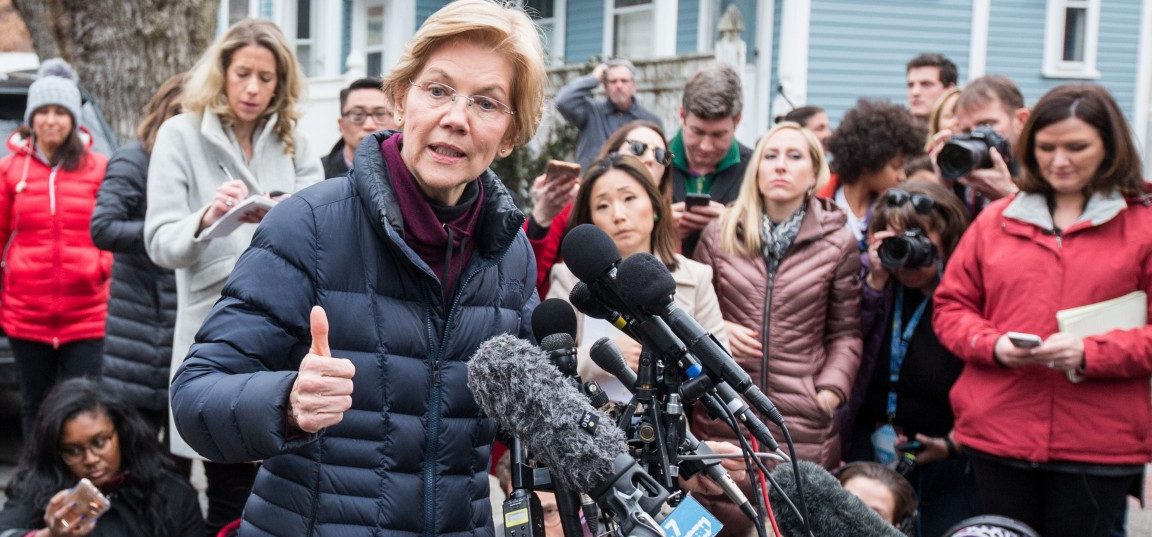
[0,129,111,346]
[935,191,1152,465]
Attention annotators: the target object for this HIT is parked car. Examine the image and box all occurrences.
[0,71,120,389]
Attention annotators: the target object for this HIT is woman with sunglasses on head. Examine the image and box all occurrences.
[843,180,979,537]
[692,121,862,533]
[526,119,673,296]
[934,84,1152,537]
[0,378,202,537]
[169,2,544,535]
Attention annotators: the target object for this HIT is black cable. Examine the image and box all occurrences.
[780,425,814,537]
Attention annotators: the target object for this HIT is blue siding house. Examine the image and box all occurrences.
[219,0,1152,175]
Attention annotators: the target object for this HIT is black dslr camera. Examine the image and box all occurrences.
[878,229,936,270]
[936,125,1012,181]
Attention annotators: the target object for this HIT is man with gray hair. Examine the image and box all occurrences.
[670,63,752,256]
[556,59,662,169]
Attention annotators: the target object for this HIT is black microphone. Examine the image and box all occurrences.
[561,224,629,314]
[590,336,758,524]
[768,460,903,537]
[468,335,669,537]
[532,297,578,341]
[617,253,786,428]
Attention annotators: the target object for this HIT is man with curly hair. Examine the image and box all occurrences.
[819,99,926,248]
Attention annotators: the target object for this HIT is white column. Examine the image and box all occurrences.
[774,0,811,113]
[654,0,678,58]
[1136,0,1152,177]
[968,0,991,80]
[756,0,775,138]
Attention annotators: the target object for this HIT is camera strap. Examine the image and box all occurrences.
[887,284,930,420]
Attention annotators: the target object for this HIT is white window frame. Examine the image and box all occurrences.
[353,0,415,77]
[217,0,259,36]
[520,0,567,66]
[1042,0,1102,79]
[286,0,319,77]
[602,0,676,60]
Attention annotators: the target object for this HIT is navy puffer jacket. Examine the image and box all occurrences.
[90,142,178,413]
[171,131,537,537]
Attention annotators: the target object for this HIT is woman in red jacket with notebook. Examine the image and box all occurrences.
[934,84,1152,537]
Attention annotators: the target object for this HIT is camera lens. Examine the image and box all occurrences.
[937,139,988,181]
[878,230,937,270]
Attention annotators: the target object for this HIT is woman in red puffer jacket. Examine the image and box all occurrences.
[0,59,111,436]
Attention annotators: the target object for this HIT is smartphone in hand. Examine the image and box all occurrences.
[685,193,711,209]
[544,160,580,185]
[58,478,110,528]
[1006,332,1043,349]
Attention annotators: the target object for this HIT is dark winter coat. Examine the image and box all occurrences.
[170,131,538,537]
[90,142,177,413]
[0,472,203,537]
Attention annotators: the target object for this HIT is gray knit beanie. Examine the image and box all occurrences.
[24,58,82,125]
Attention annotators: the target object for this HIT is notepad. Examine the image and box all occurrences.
[1057,290,1147,382]
[199,195,278,240]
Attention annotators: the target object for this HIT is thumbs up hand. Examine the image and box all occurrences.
[288,306,355,433]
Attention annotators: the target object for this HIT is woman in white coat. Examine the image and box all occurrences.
[143,19,322,535]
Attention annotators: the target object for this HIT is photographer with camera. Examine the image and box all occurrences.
[841,180,980,537]
[934,84,1152,537]
[929,76,1030,217]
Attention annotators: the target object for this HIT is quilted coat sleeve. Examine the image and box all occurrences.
[0,156,15,253]
[170,193,319,462]
[144,118,211,270]
[90,144,148,254]
[933,212,1001,368]
[814,229,863,402]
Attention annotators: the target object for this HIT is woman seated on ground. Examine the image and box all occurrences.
[546,153,724,403]
[528,120,674,296]
[0,378,202,537]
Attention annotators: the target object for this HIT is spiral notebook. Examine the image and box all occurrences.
[199,195,278,240]
[1056,290,1147,382]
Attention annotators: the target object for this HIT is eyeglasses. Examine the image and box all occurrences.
[60,431,117,464]
[409,80,514,118]
[342,108,391,125]
[883,189,937,215]
[623,140,673,167]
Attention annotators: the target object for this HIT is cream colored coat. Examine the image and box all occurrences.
[144,110,322,458]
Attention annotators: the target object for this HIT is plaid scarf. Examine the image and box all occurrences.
[760,205,806,282]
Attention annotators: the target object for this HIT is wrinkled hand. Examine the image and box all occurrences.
[675,201,725,239]
[679,441,750,496]
[865,230,896,290]
[725,321,762,361]
[958,147,1017,200]
[200,180,250,231]
[815,389,842,418]
[592,63,608,82]
[1031,332,1086,372]
[288,306,355,433]
[40,489,97,537]
[529,173,579,227]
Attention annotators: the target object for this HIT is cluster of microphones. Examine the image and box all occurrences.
[467,224,902,537]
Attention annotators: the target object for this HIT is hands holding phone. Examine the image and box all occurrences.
[530,160,580,228]
[38,479,109,537]
[994,331,1085,371]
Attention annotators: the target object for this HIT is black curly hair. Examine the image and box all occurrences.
[827,98,926,185]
